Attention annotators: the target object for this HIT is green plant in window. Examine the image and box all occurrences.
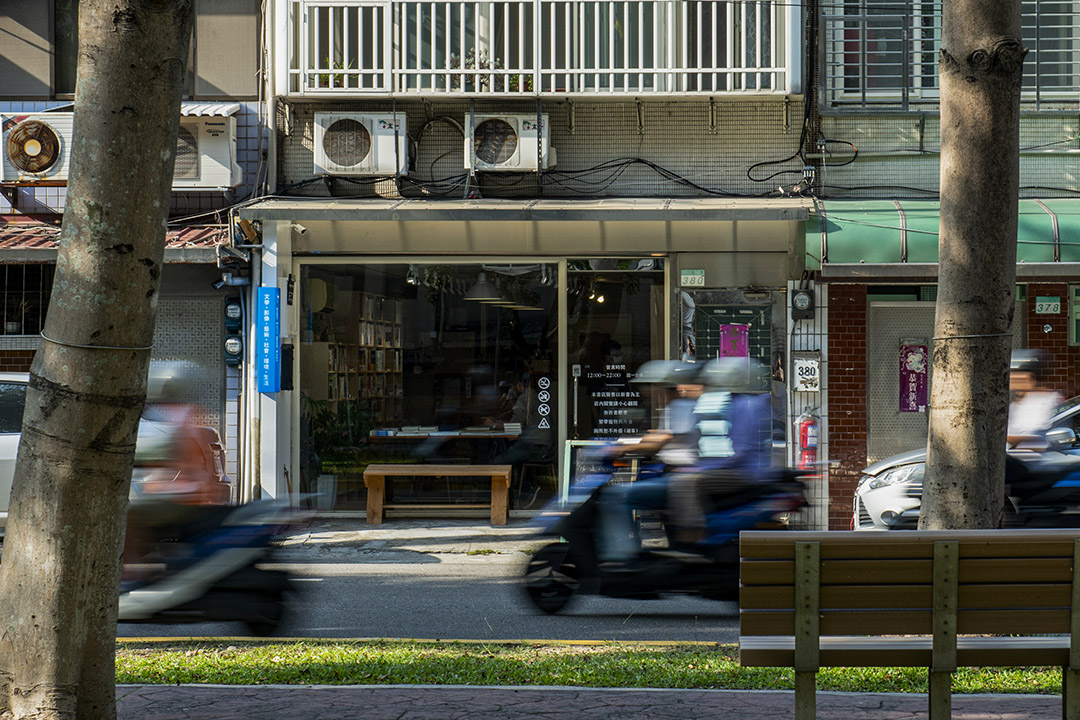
[302,394,374,465]
[317,58,353,89]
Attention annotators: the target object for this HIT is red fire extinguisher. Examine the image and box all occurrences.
[796,411,819,470]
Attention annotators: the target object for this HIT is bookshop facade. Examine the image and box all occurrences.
[237,198,809,515]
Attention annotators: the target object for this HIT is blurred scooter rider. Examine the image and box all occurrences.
[599,360,704,563]
[1007,349,1063,450]
[669,357,777,545]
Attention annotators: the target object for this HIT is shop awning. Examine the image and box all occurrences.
[808,199,1080,278]
[0,217,226,263]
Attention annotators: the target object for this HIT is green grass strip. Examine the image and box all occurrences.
[115,639,1061,694]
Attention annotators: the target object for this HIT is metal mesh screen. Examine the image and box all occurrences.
[277,99,803,198]
[817,112,1080,198]
[867,302,935,463]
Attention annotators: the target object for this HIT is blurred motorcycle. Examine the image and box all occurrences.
[119,500,303,636]
[521,443,808,614]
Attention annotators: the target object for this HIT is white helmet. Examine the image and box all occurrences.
[697,357,769,391]
[146,361,206,404]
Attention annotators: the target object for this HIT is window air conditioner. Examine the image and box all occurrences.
[465,114,555,172]
[313,112,408,176]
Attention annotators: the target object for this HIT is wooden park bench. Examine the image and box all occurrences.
[362,464,513,526]
[739,529,1080,720]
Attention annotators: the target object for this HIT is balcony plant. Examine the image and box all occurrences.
[449,49,531,91]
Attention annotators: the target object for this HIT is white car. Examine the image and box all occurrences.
[0,372,26,531]
[0,372,233,532]
[853,397,1080,530]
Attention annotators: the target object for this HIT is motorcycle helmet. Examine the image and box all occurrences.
[1010,349,1045,380]
[631,360,697,386]
[146,360,207,405]
[696,357,769,392]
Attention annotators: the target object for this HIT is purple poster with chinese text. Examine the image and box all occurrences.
[899,344,928,412]
[719,324,750,358]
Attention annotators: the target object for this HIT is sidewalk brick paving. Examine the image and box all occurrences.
[117,685,1062,719]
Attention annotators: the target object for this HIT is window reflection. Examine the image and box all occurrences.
[299,263,557,512]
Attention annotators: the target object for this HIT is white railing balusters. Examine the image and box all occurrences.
[290,0,789,96]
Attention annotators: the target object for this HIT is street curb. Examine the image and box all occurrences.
[117,637,724,647]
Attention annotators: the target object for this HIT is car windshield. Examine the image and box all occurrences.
[1056,395,1080,418]
[0,382,26,433]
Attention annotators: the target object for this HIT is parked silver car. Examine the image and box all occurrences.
[853,396,1080,530]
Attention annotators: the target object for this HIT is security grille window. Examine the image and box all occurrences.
[1,265,54,337]
[823,0,1080,110]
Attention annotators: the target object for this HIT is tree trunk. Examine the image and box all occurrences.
[920,2,1026,529]
[0,2,192,718]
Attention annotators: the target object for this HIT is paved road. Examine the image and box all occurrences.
[117,519,741,642]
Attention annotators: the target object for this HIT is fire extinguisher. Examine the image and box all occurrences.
[796,410,819,470]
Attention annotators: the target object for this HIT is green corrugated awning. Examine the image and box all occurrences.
[807,199,1080,275]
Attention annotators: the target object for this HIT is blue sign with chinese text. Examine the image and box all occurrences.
[257,287,281,393]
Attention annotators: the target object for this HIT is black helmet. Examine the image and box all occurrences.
[1010,349,1045,379]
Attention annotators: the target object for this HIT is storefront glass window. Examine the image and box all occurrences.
[566,259,666,439]
[299,263,558,512]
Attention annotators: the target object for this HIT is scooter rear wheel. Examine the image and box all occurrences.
[523,542,579,614]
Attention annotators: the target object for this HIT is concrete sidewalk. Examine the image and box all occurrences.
[116,684,1062,719]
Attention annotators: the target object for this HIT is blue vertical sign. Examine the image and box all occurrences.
[257,287,281,393]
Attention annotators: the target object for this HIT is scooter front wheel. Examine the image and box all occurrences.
[523,542,580,614]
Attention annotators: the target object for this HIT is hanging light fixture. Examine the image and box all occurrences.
[464,272,501,301]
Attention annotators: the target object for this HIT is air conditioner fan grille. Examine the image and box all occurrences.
[473,119,518,165]
[323,118,371,168]
[175,126,199,179]
[6,120,61,174]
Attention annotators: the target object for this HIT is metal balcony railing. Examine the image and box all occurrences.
[822,0,1080,112]
[284,0,799,96]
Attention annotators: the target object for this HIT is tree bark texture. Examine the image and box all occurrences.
[920,1,1026,529]
[0,2,192,718]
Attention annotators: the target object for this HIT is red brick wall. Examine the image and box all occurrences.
[1023,282,1080,396]
[0,350,34,373]
[826,285,868,530]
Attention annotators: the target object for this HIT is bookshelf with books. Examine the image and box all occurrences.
[299,342,359,403]
[357,293,403,423]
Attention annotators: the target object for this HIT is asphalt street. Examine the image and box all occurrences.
[116,518,742,642]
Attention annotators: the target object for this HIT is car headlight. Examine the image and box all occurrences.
[867,463,924,490]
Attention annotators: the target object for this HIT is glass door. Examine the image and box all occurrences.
[564,258,667,440]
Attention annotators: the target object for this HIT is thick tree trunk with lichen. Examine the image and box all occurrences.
[920,4,1026,529]
[0,2,192,718]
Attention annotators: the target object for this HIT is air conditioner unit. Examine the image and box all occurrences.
[313,112,408,176]
[1,113,74,182]
[465,114,555,172]
[173,116,243,190]
[2,112,241,190]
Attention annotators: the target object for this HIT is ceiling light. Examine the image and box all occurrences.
[464,272,501,301]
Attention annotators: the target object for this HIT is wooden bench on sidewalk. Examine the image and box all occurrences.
[739,529,1080,720]
[362,464,513,526]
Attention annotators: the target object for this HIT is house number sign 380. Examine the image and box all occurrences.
[793,356,820,392]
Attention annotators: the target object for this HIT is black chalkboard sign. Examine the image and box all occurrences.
[563,440,610,485]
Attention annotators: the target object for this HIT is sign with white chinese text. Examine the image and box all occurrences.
[899,343,928,413]
[257,287,281,393]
